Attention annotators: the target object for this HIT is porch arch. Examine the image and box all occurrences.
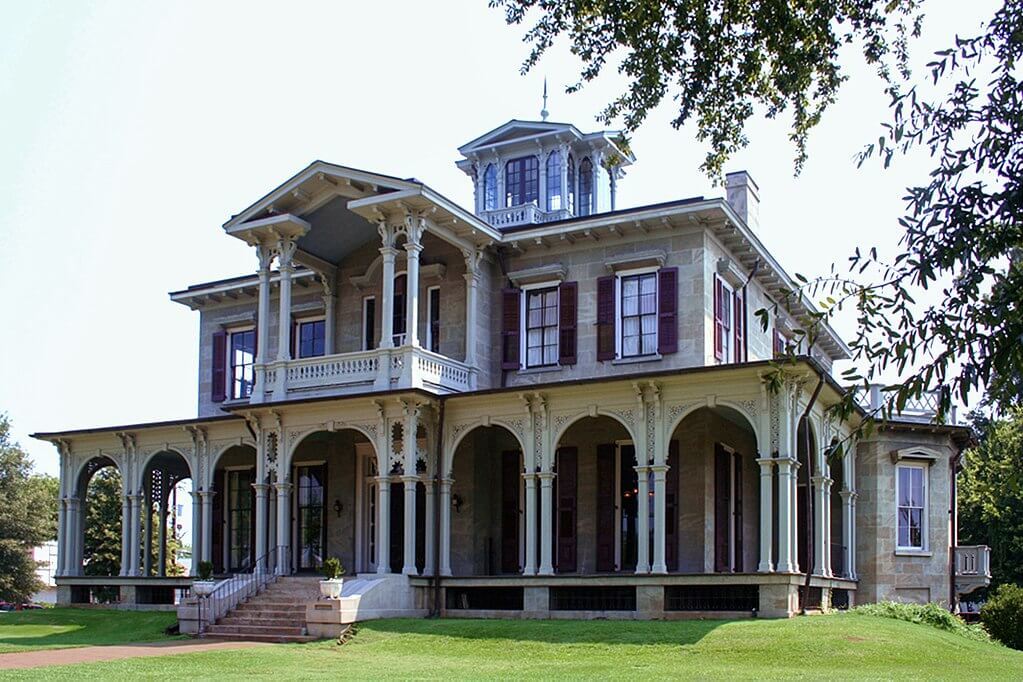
[445,419,527,477]
[139,449,193,577]
[551,410,638,454]
[284,424,377,475]
[66,456,123,579]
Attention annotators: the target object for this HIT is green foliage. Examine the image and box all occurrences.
[0,414,54,602]
[851,601,990,642]
[82,467,122,584]
[981,584,1023,650]
[959,409,1023,588]
[492,0,921,177]
[197,561,213,581]
[321,557,345,580]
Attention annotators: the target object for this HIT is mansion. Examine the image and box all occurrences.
[34,116,989,634]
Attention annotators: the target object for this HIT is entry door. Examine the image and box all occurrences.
[296,464,327,571]
[226,468,254,572]
[618,444,639,572]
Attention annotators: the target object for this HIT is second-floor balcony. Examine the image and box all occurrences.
[481,203,571,229]
[855,384,958,424]
[260,345,475,402]
[954,545,991,596]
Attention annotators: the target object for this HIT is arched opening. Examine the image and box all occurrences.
[140,451,192,577]
[555,415,633,574]
[449,424,523,576]
[796,419,817,573]
[546,150,562,211]
[288,428,376,575]
[667,406,759,574]
[211,444,257,574]
[578,157,593,216]
[76,457,121,586]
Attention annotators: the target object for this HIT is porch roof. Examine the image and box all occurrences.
[31,413,243,441]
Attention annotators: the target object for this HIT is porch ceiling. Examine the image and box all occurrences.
[296,196,378,265]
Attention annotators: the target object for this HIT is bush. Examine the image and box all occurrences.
[321,557,345,580]
[851,601,990,642]
[197,561,214,581]
[981,584,1023,650]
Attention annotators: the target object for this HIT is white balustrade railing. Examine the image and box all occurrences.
[286,349,380,389]
[481,204,570,228]
[411,347,472,391]
[855,384,957,424]
[955,545,991,578]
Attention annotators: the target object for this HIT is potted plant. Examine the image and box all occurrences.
[192,561,217,597]
[319,557,346,599]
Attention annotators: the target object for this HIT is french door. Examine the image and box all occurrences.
[295,464,326,572]
[226,468,254,572]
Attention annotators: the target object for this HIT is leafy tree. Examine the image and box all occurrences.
[83,466,122,581]
[494,0,1023,420]
[958,409,1023,589]
[0,414,54,602]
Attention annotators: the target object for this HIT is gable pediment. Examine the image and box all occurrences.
[458,119,579,154]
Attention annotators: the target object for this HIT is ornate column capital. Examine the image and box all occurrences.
[275,235,298,271]
[256,240,275,273]
[198,490,217,501]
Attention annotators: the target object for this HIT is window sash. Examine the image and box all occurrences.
[896,466,926,549]
[620,273,657,357]
[546,152,562,211]
[525,287,559,367]
[228,329,255,399]
[483,165,497,211]
[505,156,539,207]
[297,320,325,359]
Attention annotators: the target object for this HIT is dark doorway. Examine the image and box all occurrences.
[619,444,639,572]
[296,464,326,572]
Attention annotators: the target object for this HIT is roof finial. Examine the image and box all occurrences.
[540,78,549,121]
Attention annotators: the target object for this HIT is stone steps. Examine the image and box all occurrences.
[201,577,321,643]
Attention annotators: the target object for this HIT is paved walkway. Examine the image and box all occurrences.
[0,640,269,670]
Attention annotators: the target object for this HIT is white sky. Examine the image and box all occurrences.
[0,1,995,476]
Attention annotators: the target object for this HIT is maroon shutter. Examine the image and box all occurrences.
[666,440,680,572]
[657,267,678,354]
[556,447,578,573]
[733,452,743,572]
[713,277,724,361]
[501,288,521,370]
[733,290,743,362]
[558,282,578,365]
[714,444,730,572]
[500,451,521,573]
[211,469,225,574]
[596,443,616,572]
[596,276,615,361]
[211,331,227,403]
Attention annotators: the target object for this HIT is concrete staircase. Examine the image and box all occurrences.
[203,576,321,643]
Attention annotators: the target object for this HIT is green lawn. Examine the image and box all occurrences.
[2,614,1022,680]
[0,608,178,654]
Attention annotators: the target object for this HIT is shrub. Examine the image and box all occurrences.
[981,584,1023,650]
[321,557,345,580]
[197,561,214,581]
[851,601,990,642]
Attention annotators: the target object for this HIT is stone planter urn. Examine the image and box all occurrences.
[319,557,346,600]
[319,578,344,600]
[192,580,217,597]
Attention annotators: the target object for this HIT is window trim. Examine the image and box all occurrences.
[426,286,441,354]
[225,324,256,400]
[504,155,539,208]
[614,266,659,359]
[520,281,560,369]
[293,315,326,359]
[895,463,929,552]
[718,278,735,365]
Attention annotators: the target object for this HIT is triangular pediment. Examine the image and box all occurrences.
[458,119,580,154]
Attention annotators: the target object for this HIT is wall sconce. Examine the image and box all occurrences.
[452,493,464,513]
[333,499,343,518]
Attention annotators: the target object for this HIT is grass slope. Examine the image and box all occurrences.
[0,608,178,654]
[2,615,1021,680]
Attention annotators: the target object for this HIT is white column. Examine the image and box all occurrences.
[822,477,833,577]
[848,493,857,579]
[776,458,797,573]
[273,237,297,399]
[840,489,854,579]
[157,491,168,577]
[267,487,278,574]
[496,155,506,207]
[463,250,481,388]
[559,145,570,213]
[538,472,555,575]
[274,482,292,575]
[199,490,215,566]
[439,478,453,576]
[129,493,142,575]
[403,218,424,349]
[119,494,131,576]
[423,478,435,575]
[379,242,397,349]
[322,283,336,356]
[522,473,538,575]
[70,498,83,576]
[376,476,392,573]
[538,149,548,210]
[251,243,273,403]
[634,465,650,574]
[56,497,67,576]
[189,491,201,576]
[791,462,800,572]
[811,476,826,576]
[757,458,775,572]
[401,476,418,575]
[253,483,269,572]
[143,488,153,576]
[650,465,668,574]
[66,498,81,576]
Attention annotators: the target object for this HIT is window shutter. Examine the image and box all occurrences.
[596,276,615,361]
[211,331,227,403]
[657,267,678,354]
[558,281,578,365]
[714,444,730,572]
[713,277,724,361]
[501,288,521,370]
[596,443,616,572]
[733,290,743,362]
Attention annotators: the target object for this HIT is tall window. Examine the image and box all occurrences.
[296,319,325,358]
[393,274,407,346]
[546,151,562,211]
[483,164,497,211]
[228,329,255,399]
[578,157,593,216]
[620,273,657,357]
[363,297,376,351]
[567,154,576,214]
[227,468,253,571]
[505,156,539,207]
[525,287,559,367]
[427,287,441,353]
[897,465,927,550]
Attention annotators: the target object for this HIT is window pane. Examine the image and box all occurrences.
[898,469,911,507]
[898,510,910,547]
[623,317,640,337]
[641,315,656,334]
[641,275,656,295]
[623,278,638,297]
[527,348,541,366]
[642,333,657,355]
[624,335,639,356]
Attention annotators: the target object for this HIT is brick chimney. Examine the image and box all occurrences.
[725,171,760,232]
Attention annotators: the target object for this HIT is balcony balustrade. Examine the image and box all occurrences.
[954,545,991,596]
[855,384,957,424]
[481,204,571,228]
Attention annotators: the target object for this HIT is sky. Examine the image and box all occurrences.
[0,0,996,476]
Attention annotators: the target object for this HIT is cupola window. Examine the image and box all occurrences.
[505,155,539,207]
[578,157,593,217]
[546,151,562,211]
[483,164,497,211]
